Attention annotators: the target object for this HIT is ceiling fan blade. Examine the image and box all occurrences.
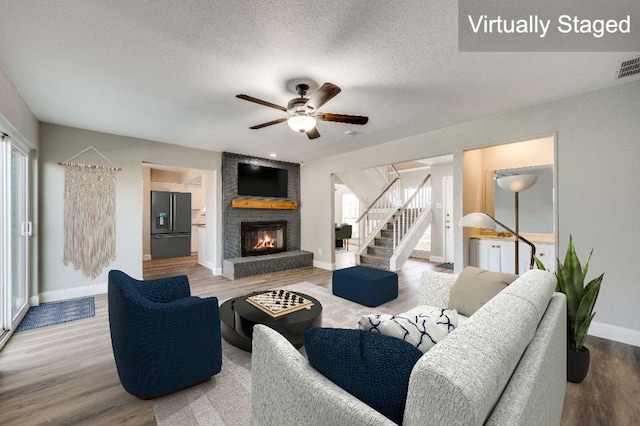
[306,127,321,139]
[305,83,341,111]
[236,94,287,112]
[249,117,289,129]
[317,113,369,125]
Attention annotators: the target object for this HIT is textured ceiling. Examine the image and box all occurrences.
[0,1,637,163]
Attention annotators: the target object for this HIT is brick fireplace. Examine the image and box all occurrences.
[221,152,313,279]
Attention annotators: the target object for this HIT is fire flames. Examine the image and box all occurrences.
[253,232,276,250]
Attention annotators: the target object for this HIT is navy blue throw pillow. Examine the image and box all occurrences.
[303,328,423,424]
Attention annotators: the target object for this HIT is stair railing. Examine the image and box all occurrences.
[356,177,403,251]
[376,164,400,185]
[391,174,431,254]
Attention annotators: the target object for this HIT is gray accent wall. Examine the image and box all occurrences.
[300,78,640,336]
[222,152,301,259]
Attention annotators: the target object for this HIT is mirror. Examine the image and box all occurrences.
[485,165,554,234]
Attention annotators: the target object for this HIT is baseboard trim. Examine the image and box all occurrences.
[313,260,333,271]
[589,321,640,348]
[143,254,151,261]
[39,283,107,303]
[29,295,40,306]
[197,260,218,275]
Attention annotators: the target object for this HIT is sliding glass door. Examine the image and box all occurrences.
[11,145,29,321]
[1,135,31,348]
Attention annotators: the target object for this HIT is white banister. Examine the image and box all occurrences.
[356,171,432,271]
[375,164,400,185]
[356,177,403,253]
[391,174,431,254]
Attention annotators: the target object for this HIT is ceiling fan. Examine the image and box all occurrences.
[236,82,369,139]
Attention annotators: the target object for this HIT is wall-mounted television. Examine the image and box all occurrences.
[237,163,288,198]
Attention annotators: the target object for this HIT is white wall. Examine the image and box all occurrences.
[336,167,387,205]
[0,65,38,147]
[0,65,40,306]
[397,168,430,196]
[333,183,351,225]
[300,78,640,342]
[38,123,222,300]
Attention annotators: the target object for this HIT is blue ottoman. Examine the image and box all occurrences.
[332,266,398,307]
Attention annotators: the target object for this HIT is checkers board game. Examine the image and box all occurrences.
[246,290,314,318]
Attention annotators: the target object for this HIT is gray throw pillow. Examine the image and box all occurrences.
[449,266,518,316]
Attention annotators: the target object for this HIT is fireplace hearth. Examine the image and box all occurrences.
[241,221,287,257]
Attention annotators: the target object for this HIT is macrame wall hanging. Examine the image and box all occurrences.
[59,147,121,279]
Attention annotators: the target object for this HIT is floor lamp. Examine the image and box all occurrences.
[460,212,536,273]
[496,174,538,274]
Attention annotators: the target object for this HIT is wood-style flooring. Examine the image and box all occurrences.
[0,256,638,425]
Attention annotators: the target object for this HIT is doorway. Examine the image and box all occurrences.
[332,177,358,269]
[461,135,557,271]
[142,163,214,273]
[333,156,453,270]
[0,134,32,349]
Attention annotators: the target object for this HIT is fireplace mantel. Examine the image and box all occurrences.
[231,198,298,210]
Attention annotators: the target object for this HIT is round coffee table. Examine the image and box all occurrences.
[220,290,322,352]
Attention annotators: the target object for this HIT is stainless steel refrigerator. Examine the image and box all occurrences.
[151,191,192,259]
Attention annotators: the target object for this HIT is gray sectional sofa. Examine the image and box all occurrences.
[251,269,567,425]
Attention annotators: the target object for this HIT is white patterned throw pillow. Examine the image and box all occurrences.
[358,308,458,353]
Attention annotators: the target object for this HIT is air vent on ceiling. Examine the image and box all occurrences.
[615,55,640,79]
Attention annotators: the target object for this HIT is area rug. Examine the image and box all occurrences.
[16,297,95,332]
[152,282,399,426]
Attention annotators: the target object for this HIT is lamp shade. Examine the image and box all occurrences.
[459,212,498,230]
[496,174,538,192]
[287,115,317,133]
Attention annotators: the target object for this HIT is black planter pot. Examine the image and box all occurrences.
[567,346,590,383]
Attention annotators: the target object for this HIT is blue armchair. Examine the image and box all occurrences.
[108,270,222,399]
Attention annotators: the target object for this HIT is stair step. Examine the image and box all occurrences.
[359,254,390,270]
[367,245,393,258]
[374,237,394,247]
[380,229,395,239]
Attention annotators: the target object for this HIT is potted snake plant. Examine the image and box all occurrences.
[535,235,604,383]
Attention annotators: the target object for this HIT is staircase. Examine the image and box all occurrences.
[356,174,432,271]
[360,211,413,270]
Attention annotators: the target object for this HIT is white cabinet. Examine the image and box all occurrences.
[186,184,203,209]
[469,238,555,274]
[191,226,199,253]
[470,239,502,272]
[150,182,186,192]
[470,239,514,273]
[197,227,206,265]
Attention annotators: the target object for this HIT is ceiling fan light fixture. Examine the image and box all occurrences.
[287,115,316,133]
[237,81,368,139]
